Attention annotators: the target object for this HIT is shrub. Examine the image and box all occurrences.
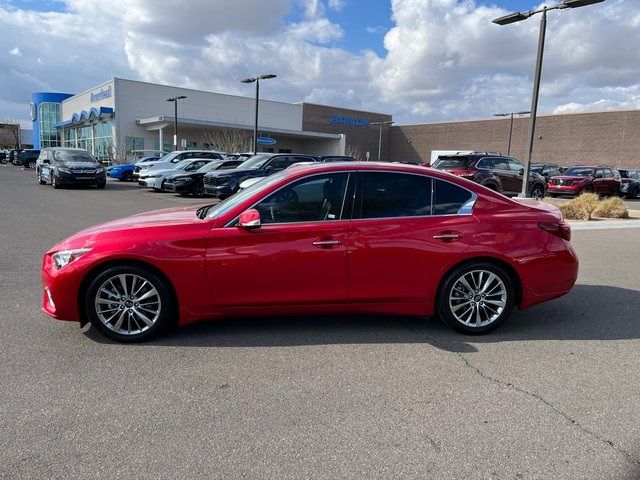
[594,197,628,219]
[558,193,600,220]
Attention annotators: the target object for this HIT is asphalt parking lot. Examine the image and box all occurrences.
[1,164,639,480]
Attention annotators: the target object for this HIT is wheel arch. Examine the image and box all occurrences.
[436,256,523,310]
[77,258,179,328]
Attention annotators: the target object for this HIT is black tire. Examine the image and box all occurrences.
[0,158,7,165]
[547,193,558,198]
[97,181,106,189]
[437,262,515,335]
[122,171,133,182]
[25,160,36,169]
[84,264,175,342]
[52,175,61,189]
[530,184,545,199]
[37,169,46,185]
[192,182,205,197]
[583,184,595,194]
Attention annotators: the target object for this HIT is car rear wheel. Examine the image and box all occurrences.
[85,265,174,342]
[437,262,515,335]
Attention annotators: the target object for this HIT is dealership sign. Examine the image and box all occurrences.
[90,86,112,104]
[257,136,276,145]
[329,115,370,128]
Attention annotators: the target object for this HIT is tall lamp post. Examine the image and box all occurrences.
[166,95,187,150]
[493,0,604,197]
[241,74,277,155]
[493,111,530,156]
[371,120,394,161]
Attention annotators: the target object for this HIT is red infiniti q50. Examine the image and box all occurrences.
[42,162,578,342]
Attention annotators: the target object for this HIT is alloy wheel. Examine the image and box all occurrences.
[531,186,544,199]
[448,270,507,328]
[94,273,162,335]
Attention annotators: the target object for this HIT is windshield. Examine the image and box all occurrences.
[432,156,471,169]
[236,154,272,170]
[530,165,543,174]
[197,161,221,173]
[619,170,628,178]
[201,170,289,219]
[154,152,179,163]
[53,150,98,164]
[172,160,194,170]
[563,167,595,177]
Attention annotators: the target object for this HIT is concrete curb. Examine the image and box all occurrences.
[570,220,640,231]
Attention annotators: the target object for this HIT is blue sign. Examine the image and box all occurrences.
[329,115,370,128]
[257,137,276,145]
[90,86,112,104]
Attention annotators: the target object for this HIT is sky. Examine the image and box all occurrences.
[1,0,639,127]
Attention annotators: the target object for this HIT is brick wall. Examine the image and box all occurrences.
[388,109,640,169]
[301,103,393,160]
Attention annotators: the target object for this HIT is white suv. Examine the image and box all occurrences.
[132,150,226,180]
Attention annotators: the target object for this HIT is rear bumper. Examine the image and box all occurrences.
[520,243,579,310]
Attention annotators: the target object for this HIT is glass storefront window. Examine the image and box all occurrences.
[125,136,145,151]
[39,103,62,147]
[60,120,113,162]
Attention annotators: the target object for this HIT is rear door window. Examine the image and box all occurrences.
[433,179,473,215]
[355,172,432,219]
[491,157,510,171]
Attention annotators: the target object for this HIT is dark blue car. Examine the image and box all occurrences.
[107,156,158,181]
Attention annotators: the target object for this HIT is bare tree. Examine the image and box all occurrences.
[0,120,21,149]
[346,143,366,161]
[107,136,136,165]
[201,128,251,153]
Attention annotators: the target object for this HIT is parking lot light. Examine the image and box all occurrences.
[241,74,277,155]
[493,111,531,156]
[492,0,605,197]
[166,95,187,151]
[371,121,394,161]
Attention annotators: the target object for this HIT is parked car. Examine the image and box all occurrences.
[8,149,23,165]
[547,166,622,197]
[0,151,7,164]
[162,159,244,196]
[203,153,319,198]
[619,169,640,199]
[315,155,357,163]
[137,159,218,191]
[36,147,106,189]
[41,162,579,342]
[132,150,226,180]
[531,163,563,180]
[107,156,158,181]
[431,152,547,198]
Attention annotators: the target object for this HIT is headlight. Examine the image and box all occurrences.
[52,248,92,270]
[58,167,71,174]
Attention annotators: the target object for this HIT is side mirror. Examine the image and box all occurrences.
[238,208,261,230]
[518,168,525,175]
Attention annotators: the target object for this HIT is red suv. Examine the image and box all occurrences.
[547,166,621,197]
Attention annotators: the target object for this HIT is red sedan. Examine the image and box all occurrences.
[42,162,579,342]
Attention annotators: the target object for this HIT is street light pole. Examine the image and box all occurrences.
[493,0,605,197]
[241,74,277,155]
[371,120,394,161]
[493,111,531,156]
[166,95,187,150]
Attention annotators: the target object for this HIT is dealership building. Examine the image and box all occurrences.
[31,77,640,168]
[30,78,392,161]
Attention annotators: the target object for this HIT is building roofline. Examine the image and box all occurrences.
[297,101,392,118]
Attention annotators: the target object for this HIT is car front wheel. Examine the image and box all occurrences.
[52,175,61,189]
[37,169,46,185]
[26,160,36,169]
[85,265,174,342]
[530,184,545,199]
[437,262,515,334]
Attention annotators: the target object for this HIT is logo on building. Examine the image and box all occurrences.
[329,115,370,128]
[90,86,112,104]
[29,102,37,122]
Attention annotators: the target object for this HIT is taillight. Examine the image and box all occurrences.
[538,222,571,241]
[450,169,475,178]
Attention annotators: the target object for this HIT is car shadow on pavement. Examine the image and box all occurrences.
[83,284,640,352]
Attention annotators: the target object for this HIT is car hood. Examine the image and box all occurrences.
[139,168,175,177]
[49,205,207,252]
[59,162,102,169]
[550,175,591,182]
[204,167,261,178]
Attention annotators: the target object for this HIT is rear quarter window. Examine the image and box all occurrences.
[433,179,473,215]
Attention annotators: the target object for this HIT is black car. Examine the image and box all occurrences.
[17,149,41,168]
[203,153,319,198]
[619,169,640,198]
[431,152,547,198]
[36,148,106,189]
[8,149,23,165]
[315,155,357,163]
[162,158,244,196]
[531,163,563,180]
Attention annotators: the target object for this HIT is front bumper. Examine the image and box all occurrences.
[547,184,583,195]
[58,171,105,185]
[41,253,84,322]
[163,180,189,193]
[203,184,235,197]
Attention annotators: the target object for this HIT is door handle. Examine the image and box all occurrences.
[433,232,463,242]
[312,239,342,248]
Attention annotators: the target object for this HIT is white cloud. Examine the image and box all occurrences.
[366,26,387,34]
[0,0,638,125]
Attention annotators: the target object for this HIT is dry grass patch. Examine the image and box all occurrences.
[594,197,629,219]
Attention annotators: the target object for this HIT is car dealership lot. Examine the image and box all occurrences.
[1,165,639,479]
